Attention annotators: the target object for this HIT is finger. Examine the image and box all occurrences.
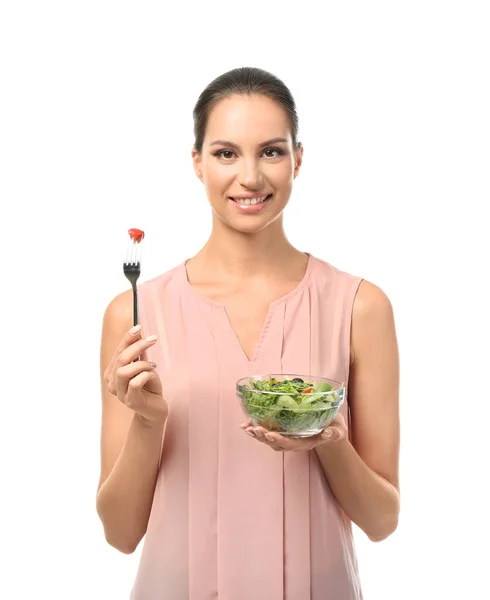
[112,339,158,386]
[243,425,268,442]
[107,336,157,392]
[109,324,156,366]
[320,426,339,442]
[243,425,268,439]
[247,426,288,449]
[123,370,156,410]
[118,335,158,365]
[331,413,346,428]
[140,345,150,363]
[116,360,157,400]
[262,432,291,450]
[138,329,152,363]
[252,426,271,439]
[118,359,157,375]
[107,325,143,370]
[239,418,254,429]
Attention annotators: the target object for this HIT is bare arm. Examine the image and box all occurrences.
[314,280,400,541]
[96,290,167,554]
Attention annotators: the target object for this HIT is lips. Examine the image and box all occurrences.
[229,194,272,205]
[228,194,273,213]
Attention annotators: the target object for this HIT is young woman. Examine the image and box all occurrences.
[97,67,400,600]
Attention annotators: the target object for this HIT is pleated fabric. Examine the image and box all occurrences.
[130,253,364,600]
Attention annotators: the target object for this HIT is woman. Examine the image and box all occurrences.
[97,67,400,600]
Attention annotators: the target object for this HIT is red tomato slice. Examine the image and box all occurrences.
[128,228,145,243]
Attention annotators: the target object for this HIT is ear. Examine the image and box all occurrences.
[293,143,304,179]
[192,147,204,182]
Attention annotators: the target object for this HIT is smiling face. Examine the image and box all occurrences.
[192,94,303,234]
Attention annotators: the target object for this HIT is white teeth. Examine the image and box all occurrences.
[232,195,269,205]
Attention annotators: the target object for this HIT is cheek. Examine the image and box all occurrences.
[264,160,294,185]
[204,162,233,187]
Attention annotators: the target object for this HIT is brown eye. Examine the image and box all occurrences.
[215,150,235,160]
[263,148,285,158]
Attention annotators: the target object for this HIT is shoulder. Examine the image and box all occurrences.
[351,279,396,364]
[140,262,184,286]
[310,255,363,295]
[103,288,133,323]
[310,256,395,364]
[353,279,394,324]
[311,256,392,311]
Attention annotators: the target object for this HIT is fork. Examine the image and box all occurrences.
[123,236,142,360]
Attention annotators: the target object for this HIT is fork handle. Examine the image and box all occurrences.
[132,284,140,363]
[132,284,138,327]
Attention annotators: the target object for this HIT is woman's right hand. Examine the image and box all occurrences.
[103,325,168,426]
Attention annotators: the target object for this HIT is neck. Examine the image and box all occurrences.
[195,214,304,278]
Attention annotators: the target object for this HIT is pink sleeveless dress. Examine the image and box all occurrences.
[131,253,364,600]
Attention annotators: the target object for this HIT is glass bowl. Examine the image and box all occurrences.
[237,373,345,438]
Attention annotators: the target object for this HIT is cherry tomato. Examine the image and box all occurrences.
[128,228,145,243]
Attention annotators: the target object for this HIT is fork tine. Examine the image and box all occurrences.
[125,237,142,266]
[123,236,142,356]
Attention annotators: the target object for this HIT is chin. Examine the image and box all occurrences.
[218,210,286,235]
[228,219,276,234]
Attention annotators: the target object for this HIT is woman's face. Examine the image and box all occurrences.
[192,94,303,234]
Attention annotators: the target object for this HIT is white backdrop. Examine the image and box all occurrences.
[1,1,489,598]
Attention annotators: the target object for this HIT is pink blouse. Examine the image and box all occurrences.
[130,253,364,599]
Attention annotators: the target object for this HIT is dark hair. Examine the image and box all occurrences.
[193,66,300,154]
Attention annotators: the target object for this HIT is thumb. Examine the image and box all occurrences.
[321,427,337,441]
[144,371,163,395]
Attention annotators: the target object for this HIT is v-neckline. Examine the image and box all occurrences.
[181,253,313,364]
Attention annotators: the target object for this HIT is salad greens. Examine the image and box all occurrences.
[238,376,343,433]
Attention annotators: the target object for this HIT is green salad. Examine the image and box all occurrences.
[238,376,343,433]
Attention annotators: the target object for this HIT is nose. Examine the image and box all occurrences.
[237,156,264,189]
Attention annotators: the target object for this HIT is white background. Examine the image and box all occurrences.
[1,1,489,598]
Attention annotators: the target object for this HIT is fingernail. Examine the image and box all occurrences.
[146,335,158,342]
[254,429,263,437]
[129,325,141,335]
[265,434,275,442]
[246,430,255,437]
[323,429,332,438]
[149,362,157,368]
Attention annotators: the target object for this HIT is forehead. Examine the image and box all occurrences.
[205,95,291,142]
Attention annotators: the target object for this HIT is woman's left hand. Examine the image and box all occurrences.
[239,413,348,452]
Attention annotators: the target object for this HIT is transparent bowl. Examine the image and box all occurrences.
[237,374,345,438]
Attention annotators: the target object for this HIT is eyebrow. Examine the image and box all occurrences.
[209,137,288,149]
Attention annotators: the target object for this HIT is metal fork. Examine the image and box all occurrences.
[123,237,142,360]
